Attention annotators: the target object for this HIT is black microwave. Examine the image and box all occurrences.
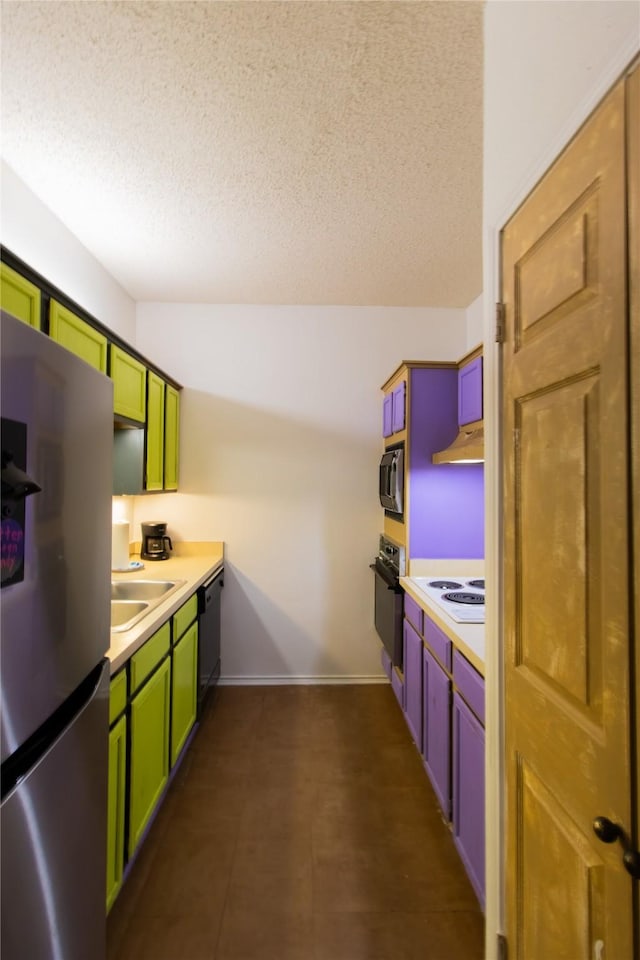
[379,443,404,518]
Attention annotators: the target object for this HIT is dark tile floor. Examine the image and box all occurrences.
[107,684,484,960]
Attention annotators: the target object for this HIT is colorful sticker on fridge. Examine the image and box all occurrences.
[1,517,24,586]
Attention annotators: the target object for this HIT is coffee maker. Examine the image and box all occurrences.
[140,521,173,561]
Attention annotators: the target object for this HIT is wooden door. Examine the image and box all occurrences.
[628,58,640,936]
[501,72,636,959]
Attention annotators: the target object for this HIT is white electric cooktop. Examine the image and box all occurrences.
[411,576,485,624]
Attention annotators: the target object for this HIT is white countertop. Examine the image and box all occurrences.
[107,542,224,674]
[400,574,485,675]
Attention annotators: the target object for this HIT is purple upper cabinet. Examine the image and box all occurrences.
[391,381,406,433]
[382,393,393,438]
[452,692,485,909]
[458,356,483,426]
[382,381,406,438]
[408,366,484,559]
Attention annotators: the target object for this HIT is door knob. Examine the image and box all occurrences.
[593,817,640,879]
[622,849,640,879]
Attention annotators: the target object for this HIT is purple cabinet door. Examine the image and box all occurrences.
[422,646,451,817]
[452,692,485,909]
[391,381,406,433]
[382,393,393,437]
[391,665,404,709]
[458,356,483,425]
[403,593,423,636]
[403,619,423,751]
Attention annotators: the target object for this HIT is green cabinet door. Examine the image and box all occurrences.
[0,263,41,328]
[146,371,165,491]
[106,713,127,913]
[164,385,180,490]
[111,344,146,422]
[128,656,170,857]
[171,620,198,766]
[49,299,108,372]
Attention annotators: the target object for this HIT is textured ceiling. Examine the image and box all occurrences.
[0,1,483,307]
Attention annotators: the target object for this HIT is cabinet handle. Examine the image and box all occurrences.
[592,817,640,879]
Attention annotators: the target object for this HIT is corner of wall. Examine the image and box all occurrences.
[465,292,484,351]
[1,161,137,342]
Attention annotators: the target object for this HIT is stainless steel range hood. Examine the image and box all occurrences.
[432,424,484,464]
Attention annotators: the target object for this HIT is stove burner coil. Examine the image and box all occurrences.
[467,579,485,590]
[428,580,462,590]
[442,591,485,605]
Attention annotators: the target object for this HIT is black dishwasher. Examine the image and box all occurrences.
[197,569,223,717]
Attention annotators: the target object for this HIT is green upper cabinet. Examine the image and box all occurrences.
[146,371,165,491]
[49,299,108,372]
[111,345,146,422]
[0,264,41,328]
[164,385,180,491]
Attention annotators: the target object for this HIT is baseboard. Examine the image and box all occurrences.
[218,675,389,686]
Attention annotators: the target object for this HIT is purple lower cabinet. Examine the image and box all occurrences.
[380,646,392,680]
[422,646,451,817]
[391,665,404,709]
[452,692,485,910]
[403,619,423,751]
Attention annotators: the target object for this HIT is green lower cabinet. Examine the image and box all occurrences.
[49,299,108,372]
[128,656,171,858]
[0,263,41,328]
[171,620,198,766]
[106,714,127,913]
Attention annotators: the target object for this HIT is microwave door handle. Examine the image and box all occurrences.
[380,462,389,500]
[389,459,396,496]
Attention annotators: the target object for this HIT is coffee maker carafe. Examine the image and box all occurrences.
[141,521,172,561]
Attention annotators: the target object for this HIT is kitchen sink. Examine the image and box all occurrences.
[110,579,186,633]
[111,600,149,630]
[111,579,184,602]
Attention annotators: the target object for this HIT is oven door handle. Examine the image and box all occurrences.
[370,562,402,592]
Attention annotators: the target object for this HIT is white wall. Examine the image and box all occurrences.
[1,161,136,342]
[465,293,483,351]
[135,303,468,682]
[484,1,639,229]
[482,2,639,955]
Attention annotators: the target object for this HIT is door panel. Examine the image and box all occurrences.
[0,662,108,960]
[0,315,113,763]
[171,621,198,766]
[628,61,640,929]
[502,75,634,959]
[516,758,606,960]
[128,657,170,857]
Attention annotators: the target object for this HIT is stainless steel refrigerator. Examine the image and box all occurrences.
[1,310,113,960]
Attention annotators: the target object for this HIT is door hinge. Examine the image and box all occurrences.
[495,302,506,343]
[497,933,508,960]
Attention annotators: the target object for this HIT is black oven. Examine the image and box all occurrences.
[370,535,405,669]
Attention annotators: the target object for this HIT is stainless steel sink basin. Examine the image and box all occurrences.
[110,579,185,633]
[111,600,149,630]
[111,579,183,602]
